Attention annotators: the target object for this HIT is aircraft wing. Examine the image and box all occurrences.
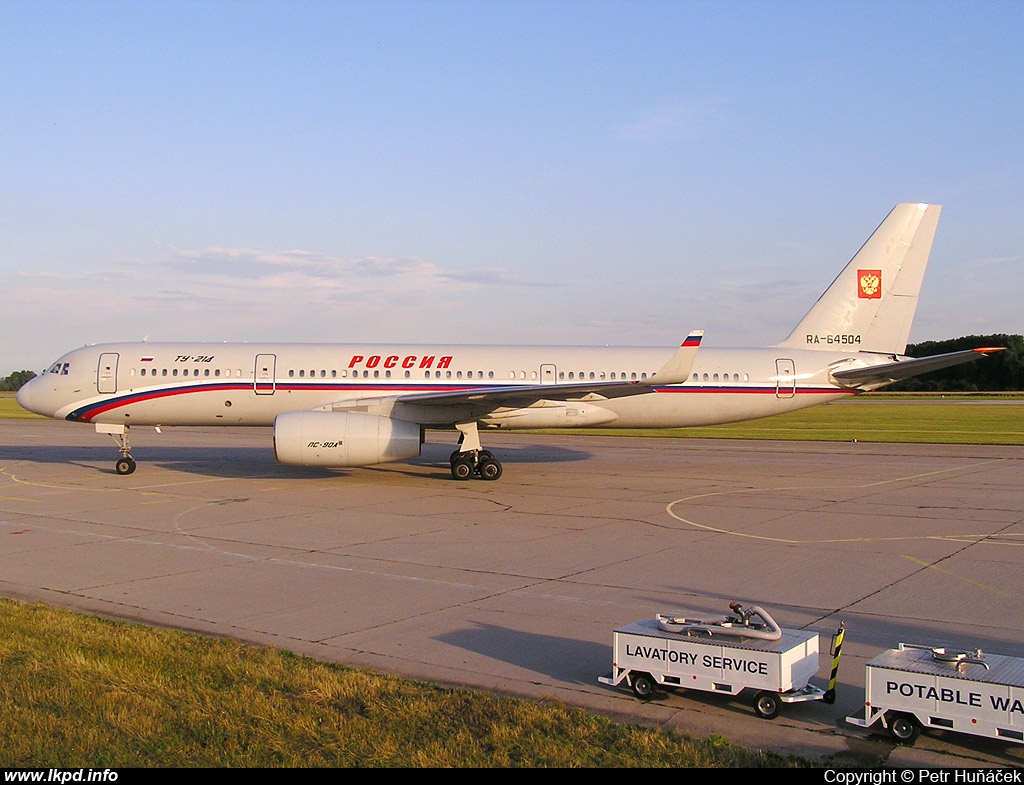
[315,331,703,418]
[831,347,1004,390]
[402,330,703,406]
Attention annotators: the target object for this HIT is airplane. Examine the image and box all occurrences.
[16,203,1003,481]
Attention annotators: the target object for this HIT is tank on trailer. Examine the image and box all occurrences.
[847,642,1024,745]
[599,601,842,719]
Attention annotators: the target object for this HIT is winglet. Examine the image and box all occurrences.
[681,331,704,348]
[649,330,703,385]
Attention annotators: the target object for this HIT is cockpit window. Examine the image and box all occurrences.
[46,362,70,376]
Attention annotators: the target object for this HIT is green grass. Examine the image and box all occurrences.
[0,599,825,768]
[0,392,44,419]
[534,395,1024,446]
[4,392,1022,442]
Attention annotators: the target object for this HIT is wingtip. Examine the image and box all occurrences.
[682,330,704,348]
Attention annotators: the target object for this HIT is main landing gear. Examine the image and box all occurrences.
[96,423,137,475]
[449,421,502,481]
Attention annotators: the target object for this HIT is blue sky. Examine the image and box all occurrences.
[3,0,1022,374]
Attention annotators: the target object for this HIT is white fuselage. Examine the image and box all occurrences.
[18,341,865,431]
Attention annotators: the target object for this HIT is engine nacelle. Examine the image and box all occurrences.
[274,411,421,467]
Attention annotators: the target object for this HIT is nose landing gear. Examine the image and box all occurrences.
[96,423,137,475]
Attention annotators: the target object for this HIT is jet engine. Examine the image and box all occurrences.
[274,410,422,467]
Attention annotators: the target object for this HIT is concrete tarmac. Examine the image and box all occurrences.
[2,419,1023,768]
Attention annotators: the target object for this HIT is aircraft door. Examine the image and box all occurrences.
[775,358,796,398]
[97,353,119,394]
[254,354,276,395]
[540,363,557,384]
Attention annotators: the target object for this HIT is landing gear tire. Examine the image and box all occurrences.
[753,691,781,720]
[630,672,657,700]
[115,457,137,475]
[888,713,920,744]
[477,458,502,481]
[451,457,474,481]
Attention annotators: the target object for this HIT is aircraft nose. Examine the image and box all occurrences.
[15,377,45,416]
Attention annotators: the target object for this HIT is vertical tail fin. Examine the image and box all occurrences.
[779,203,941,354]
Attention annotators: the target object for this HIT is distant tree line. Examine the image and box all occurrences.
[0,370,36,392]
[890,334,1024,392]
[1,335,1021,393]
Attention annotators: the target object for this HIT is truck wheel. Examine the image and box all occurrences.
[630,672,657,700]
[888,714,920,744]
[753,691,781,720]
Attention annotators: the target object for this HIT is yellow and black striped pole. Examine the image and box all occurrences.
[823,621,844,704]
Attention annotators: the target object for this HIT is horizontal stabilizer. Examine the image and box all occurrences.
[832,347,1004,390]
